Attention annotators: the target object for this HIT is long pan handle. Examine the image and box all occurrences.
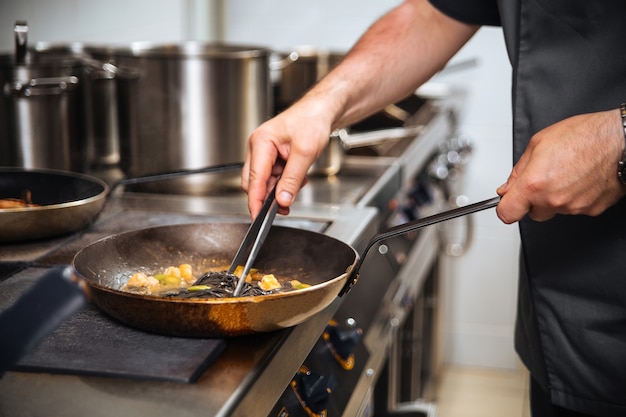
[113,162,244,189]
[339,196,501,296]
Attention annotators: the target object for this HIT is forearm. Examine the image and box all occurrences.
[296,0,479,130]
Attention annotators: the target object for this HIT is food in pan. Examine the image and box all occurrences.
[0,190,40,209]
[123,263,310,298]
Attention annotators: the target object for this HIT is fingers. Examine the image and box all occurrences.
[243,132,280,218]
[495,154,530,224]
[495,186,534,224]
[274,151,312,208]
[243,114,324,218]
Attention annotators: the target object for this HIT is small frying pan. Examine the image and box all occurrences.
[0,164,243,243]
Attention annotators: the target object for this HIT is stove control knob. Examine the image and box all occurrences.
[292,365,336,416]
[323,320,363,370]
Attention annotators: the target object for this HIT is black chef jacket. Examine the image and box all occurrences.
[428,0,626,416]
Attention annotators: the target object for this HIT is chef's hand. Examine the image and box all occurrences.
[242,99,334,218]
[496,108,626,224]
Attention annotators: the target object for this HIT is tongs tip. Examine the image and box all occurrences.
[230,185,279,297]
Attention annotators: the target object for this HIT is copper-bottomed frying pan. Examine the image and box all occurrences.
[0,197,499,374]
[71,196,500,337]
[72,222,358,337]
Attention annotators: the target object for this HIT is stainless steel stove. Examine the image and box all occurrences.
[0,83,466,417]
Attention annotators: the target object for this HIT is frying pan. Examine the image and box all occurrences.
[73,222,358,337]
[0,164,243,243]
[72,196,500,337]
[0,196,499,374]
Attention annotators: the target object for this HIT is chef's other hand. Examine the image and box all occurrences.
[242,101,333,218]
[496,108,626,224]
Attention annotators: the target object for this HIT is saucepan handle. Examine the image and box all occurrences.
[0,266,88,377]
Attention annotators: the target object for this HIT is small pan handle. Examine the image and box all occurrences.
[112,162,244,191]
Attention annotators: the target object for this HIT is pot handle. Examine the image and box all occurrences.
[78,57,140,80]
[14,21,28,65]
[4,76,79,97]
[269,51,299,70]
[336,125,424,149]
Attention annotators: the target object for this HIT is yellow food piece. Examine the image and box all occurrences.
[259,274,281,291]
[126,272,160,292]
[123,262,305,296]
[188,285,211,291]
[179,264,195,284]
[290,280,311,290]
[154,274,182,286]
[163,266,181,278]
[233,265,259,283]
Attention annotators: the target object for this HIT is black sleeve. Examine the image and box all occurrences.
[428,0,501,26]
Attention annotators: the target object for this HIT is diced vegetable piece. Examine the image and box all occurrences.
[154,274,182,286]
[259,274,281,291]
[233,265,259,283]
[290,280,311,290]
[179,264,195,284]
[187,285,212,291]
[126,272,160,290]
[163,266,181,277]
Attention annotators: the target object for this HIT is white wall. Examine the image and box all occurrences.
[0,0,216,52]
[221,0,398,51]
[0,0,521,370]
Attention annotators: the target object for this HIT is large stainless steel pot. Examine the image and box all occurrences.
[272,47,344,113]
[113,42,272,194]
[0,54,82,171]
[272,48,425,176]
[33,42,126,170]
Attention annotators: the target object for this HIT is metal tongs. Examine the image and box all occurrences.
[230,185,280,296]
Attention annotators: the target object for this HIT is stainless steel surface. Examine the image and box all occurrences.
[34,42,125,169]
[273,47,343,109]
[114,42,272,194]
[0,51,82,171]
[339,125,424,149]
[14,21,28,65]
[337,223,440,416]
[266,87,466,416]
[308,133,345,176]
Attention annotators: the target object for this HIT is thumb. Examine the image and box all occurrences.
[275,153,314,208]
